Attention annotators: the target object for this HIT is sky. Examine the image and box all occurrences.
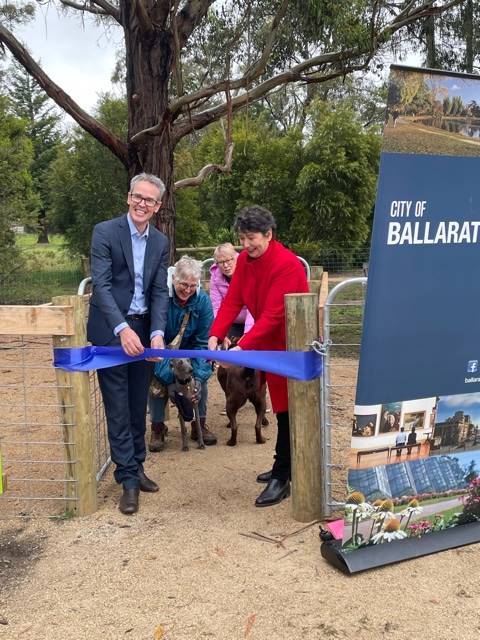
[13,4,120,115]
[437,394,480,426]
[426,75,480,105]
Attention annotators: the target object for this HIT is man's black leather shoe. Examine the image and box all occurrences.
[139,470,159,493]
[256,470,272,484]
[119,488,140,515]
[255,478,290,507]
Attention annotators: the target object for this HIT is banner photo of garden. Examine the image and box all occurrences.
[343,65,480,553]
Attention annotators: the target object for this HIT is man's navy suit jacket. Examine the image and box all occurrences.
[87,214,169,345]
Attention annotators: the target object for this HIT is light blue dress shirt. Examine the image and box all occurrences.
[114,214,164,340]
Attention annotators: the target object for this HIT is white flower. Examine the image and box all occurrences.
[399,505,423,517]
[345,502,373,521]
[371,529,407,544]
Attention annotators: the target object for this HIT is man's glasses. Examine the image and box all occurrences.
[216,257,234,266]
[130,192,158,207]
[177,281,198,290]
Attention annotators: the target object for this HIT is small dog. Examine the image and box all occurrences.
[169,358,205,451]
[217,360,268,447]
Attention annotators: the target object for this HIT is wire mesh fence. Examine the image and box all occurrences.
[0,333,108,519]
[1,241,370,305]
[0,241,83,305]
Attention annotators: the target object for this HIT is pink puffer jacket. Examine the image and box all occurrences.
[209,260,254,333]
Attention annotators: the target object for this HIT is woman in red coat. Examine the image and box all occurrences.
[208,205,309,507]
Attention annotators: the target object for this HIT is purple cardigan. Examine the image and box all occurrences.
[209,261,254,333]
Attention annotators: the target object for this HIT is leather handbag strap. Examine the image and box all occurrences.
[168,311,191,349]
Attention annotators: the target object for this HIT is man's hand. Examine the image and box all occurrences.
[146,334,165,362]
[119,326,145,356]
[207,336,219,351]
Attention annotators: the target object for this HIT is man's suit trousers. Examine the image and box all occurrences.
[97,315,153,489]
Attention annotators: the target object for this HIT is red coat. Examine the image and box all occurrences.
[209,239,309,412]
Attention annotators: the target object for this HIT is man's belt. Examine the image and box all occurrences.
[126,313,150,321]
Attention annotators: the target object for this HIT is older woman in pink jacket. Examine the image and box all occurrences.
[209,243,254,339]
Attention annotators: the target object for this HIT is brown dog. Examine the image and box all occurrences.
[217,363,268,446]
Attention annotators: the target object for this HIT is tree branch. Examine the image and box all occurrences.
[176,0,216,49]
[60,0,108,16]
[175,87,233,190]
[131,0,153,33]
[91,0,122,22]
[131,0,290,144]
[172,0,289,115]
[174,141,233,189]
[243,0,290,83]
[171,0,463,140]
[0,23,128,167]
[171,0,185,98]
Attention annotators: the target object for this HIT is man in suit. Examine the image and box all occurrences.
[87,173,169,515]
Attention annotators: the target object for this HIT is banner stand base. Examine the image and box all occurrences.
[321,521,480,574]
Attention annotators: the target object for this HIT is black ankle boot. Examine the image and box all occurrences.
[255,478,290,507]
[256,470,272,484]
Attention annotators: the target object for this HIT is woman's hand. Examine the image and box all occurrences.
[208,336,219,351]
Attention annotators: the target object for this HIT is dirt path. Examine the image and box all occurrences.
[1,380,480,640]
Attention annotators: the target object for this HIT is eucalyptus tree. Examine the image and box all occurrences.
[0,0,463,257]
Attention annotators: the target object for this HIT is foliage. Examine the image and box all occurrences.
[173,144,213,248]
[0,0,462,258]
[408,1,480,74]
[192,115,300,237]
[460,477,480,521]
[289,101,381,256]
[0,93,34,278]
[48,95,128,256]
[4,59,62,240]
[0,233,82,304]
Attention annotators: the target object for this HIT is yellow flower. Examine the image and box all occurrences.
[384,518,401,532]
[346,491,365,505]
[380,499,394,512]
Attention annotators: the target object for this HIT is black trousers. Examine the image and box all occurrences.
[96,316,153,489]
[271,411,290,481]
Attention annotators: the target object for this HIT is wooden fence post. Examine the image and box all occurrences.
[52,295,97,516]
[285,292,324,522]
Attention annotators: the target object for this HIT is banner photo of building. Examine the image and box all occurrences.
[343,66,480,555]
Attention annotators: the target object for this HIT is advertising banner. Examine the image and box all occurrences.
[342,66,480,559]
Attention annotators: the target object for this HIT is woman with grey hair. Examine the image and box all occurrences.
[148,256,217,450]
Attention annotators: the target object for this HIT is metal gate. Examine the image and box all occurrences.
[320,276,367,516]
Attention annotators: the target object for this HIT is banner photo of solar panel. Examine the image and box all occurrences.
[343,66,480,552]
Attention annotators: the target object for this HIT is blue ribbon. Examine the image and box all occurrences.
[53,346,322,381]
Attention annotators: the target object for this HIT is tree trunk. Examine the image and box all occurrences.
[121,1,176,263]
[424,15,437,69]
[36,210,49,244]
[464,0,474,74]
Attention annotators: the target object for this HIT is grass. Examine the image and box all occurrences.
[426,505,462,522]
[383,121,480,157]
[0,234,83,304]
[326,281,365,359]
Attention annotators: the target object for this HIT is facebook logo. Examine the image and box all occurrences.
[467,360,478,373]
